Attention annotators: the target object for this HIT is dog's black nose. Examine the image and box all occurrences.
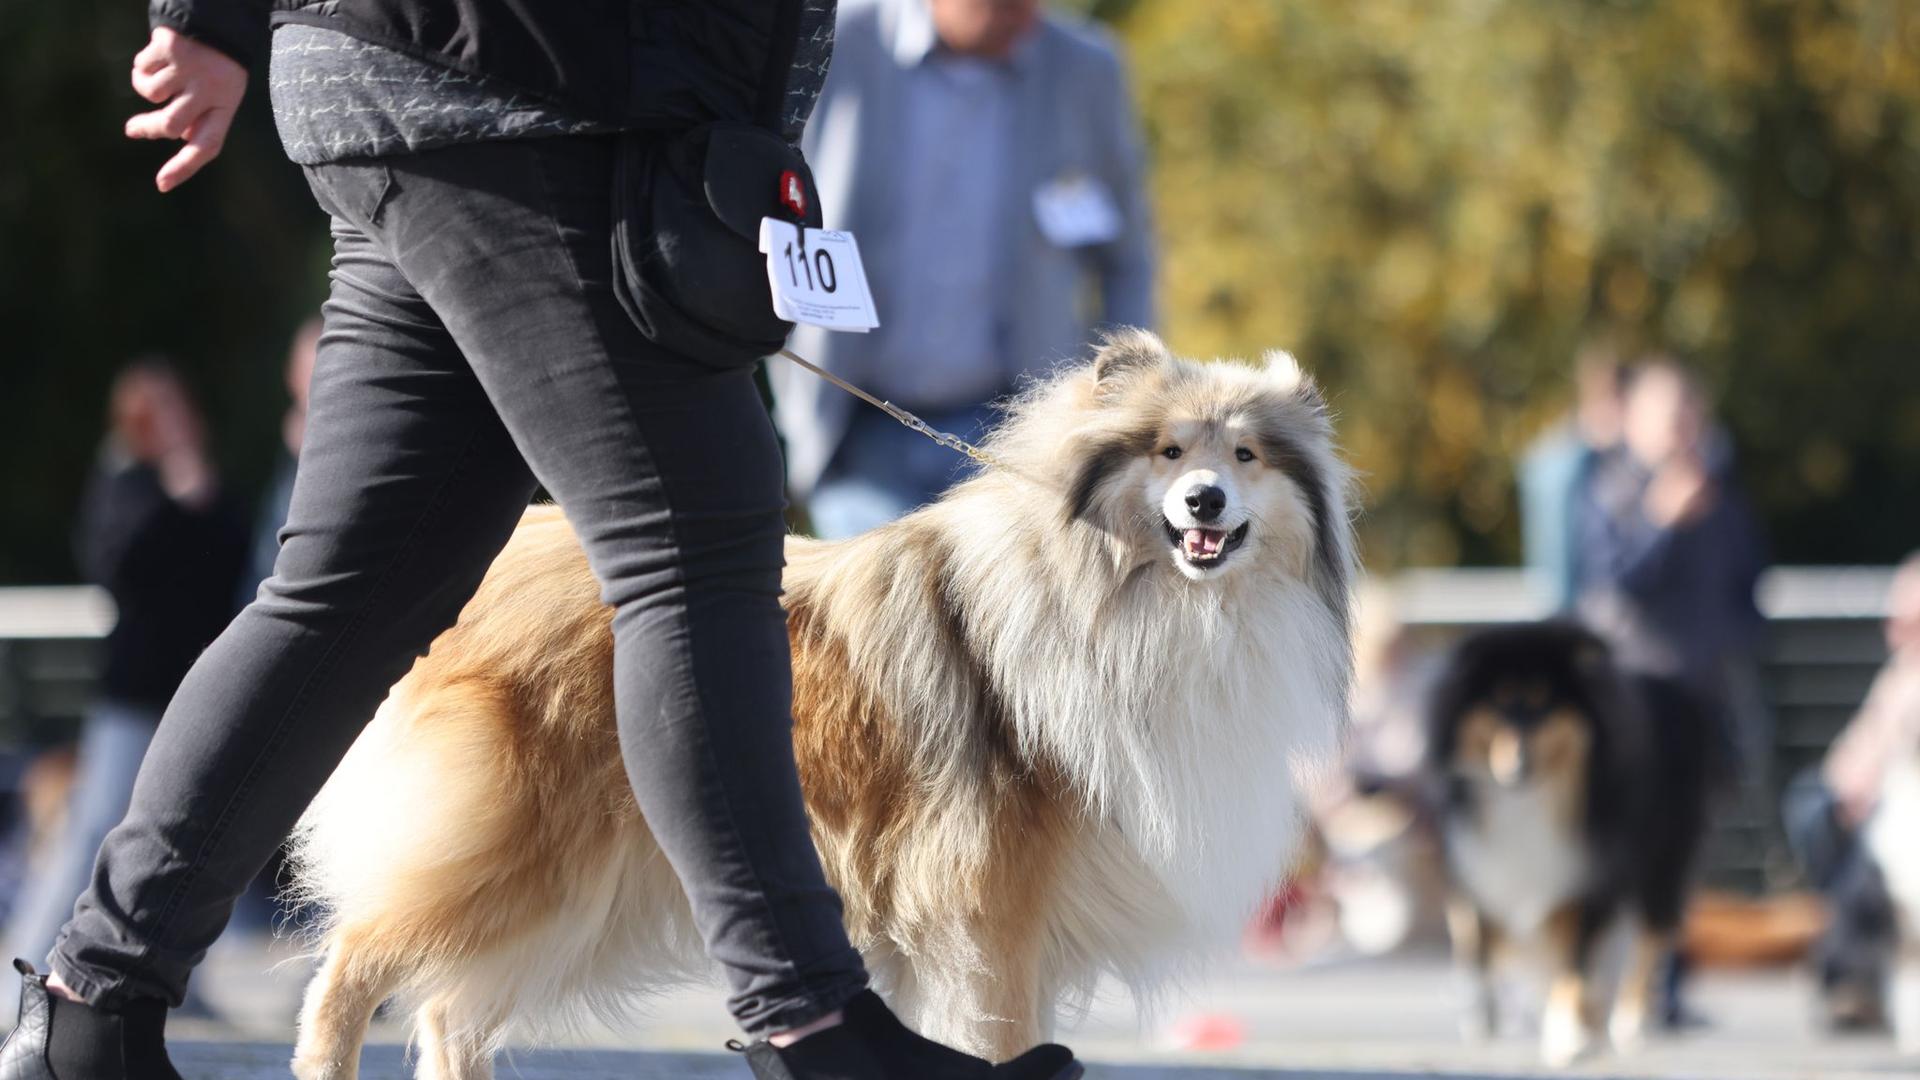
[1185,484,1227,522]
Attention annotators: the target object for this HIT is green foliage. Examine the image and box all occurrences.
[0,0,326,582]
[1109,0,1920,567]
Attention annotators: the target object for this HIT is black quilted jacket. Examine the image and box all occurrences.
[149,0,836,135]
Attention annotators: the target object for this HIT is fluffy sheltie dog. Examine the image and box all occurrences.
[1426,622,1717,1066]
[287,331,1356,1079]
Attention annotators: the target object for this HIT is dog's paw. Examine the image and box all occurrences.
[1607,1001,1647,1053]
[289,1055,354,1080]
[1452,971,1497,1044]
[1457,999,1497,1043]
[1540,1010,1598,1068]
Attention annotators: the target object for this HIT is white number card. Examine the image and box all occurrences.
[758,218,879,332]
[1033,174,1122,248]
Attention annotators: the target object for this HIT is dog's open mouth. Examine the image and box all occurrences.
[1162,520,1250,566]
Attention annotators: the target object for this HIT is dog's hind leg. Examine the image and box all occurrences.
[1443,893,1499,1041]
[291,930,404,1080]
[415,997,501,1080]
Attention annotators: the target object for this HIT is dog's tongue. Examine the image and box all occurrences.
[1183,528,1225,556]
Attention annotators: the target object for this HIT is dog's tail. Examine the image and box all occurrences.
[285,662,705,1047]
[284,684,501,954]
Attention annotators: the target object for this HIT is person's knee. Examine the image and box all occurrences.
[253,534,394,622]
[255,518,495,627]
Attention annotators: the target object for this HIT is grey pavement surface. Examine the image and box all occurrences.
[172,1043,1541,1080]
[163,939,1917,1080]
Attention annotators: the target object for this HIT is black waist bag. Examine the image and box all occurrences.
[611,122,824,370]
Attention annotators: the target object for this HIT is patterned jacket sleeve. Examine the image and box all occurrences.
[781,0,838,144]
[149,0,272,72]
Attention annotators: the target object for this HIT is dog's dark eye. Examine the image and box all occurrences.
[1235,447,1256,463]
[1162,446,1182,460]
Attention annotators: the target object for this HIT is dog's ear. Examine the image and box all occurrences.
[1263,350,1331,416]
[1261,350,1303,388]
[1091,329,1168,389]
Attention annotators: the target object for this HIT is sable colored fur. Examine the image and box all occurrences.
[1426,622,1718,1066]
[287,332,1357,1079]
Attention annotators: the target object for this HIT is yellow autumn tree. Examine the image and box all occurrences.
[1092,0,1920,567]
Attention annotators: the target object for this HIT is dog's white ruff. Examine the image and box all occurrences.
[1446,782,1591,938]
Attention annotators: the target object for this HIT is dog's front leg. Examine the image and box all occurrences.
[1443,893,1499,1041]
[904,919,1050,1063]
[1539,903,1603,1067]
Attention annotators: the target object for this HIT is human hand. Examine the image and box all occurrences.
[1644,454,1714,528]
[150,387,215,505]
[156,447,217,507]
[117,372,216,505]
[126,27,248,193]
[1835,788,1874,831]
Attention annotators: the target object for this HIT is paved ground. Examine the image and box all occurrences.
[168,940,1914,1080]
[172,1043,1553,1080]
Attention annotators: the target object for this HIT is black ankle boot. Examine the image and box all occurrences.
[0,961,182,1080]
[735,990,1082,1080]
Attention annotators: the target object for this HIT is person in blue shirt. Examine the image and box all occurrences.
[772,0,1156,538]
[1518,345,1628,611]
[1574,359,1768,701]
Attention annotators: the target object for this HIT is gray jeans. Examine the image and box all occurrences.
[50,135,867,1035]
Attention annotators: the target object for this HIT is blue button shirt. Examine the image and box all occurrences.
[863,13,1031,407]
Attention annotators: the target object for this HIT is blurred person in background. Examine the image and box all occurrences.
[1517,344,1627,611]
[772,0,1156,538]
[1572,357,1766,1027]
[1782,552,1920,1031]
[1,361,246,1014]
[1574,359,1768,734]
[236,319,319,608]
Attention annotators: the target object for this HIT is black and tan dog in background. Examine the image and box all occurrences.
[1426,622,1720,1066]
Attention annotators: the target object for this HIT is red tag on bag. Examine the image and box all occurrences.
[778,170,807,219]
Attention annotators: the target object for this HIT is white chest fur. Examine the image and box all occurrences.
[1446,782,1592,936]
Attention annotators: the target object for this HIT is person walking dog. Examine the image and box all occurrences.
[0,3,1080,1078]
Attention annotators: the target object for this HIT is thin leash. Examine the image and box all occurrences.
[775,348,1007,471]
